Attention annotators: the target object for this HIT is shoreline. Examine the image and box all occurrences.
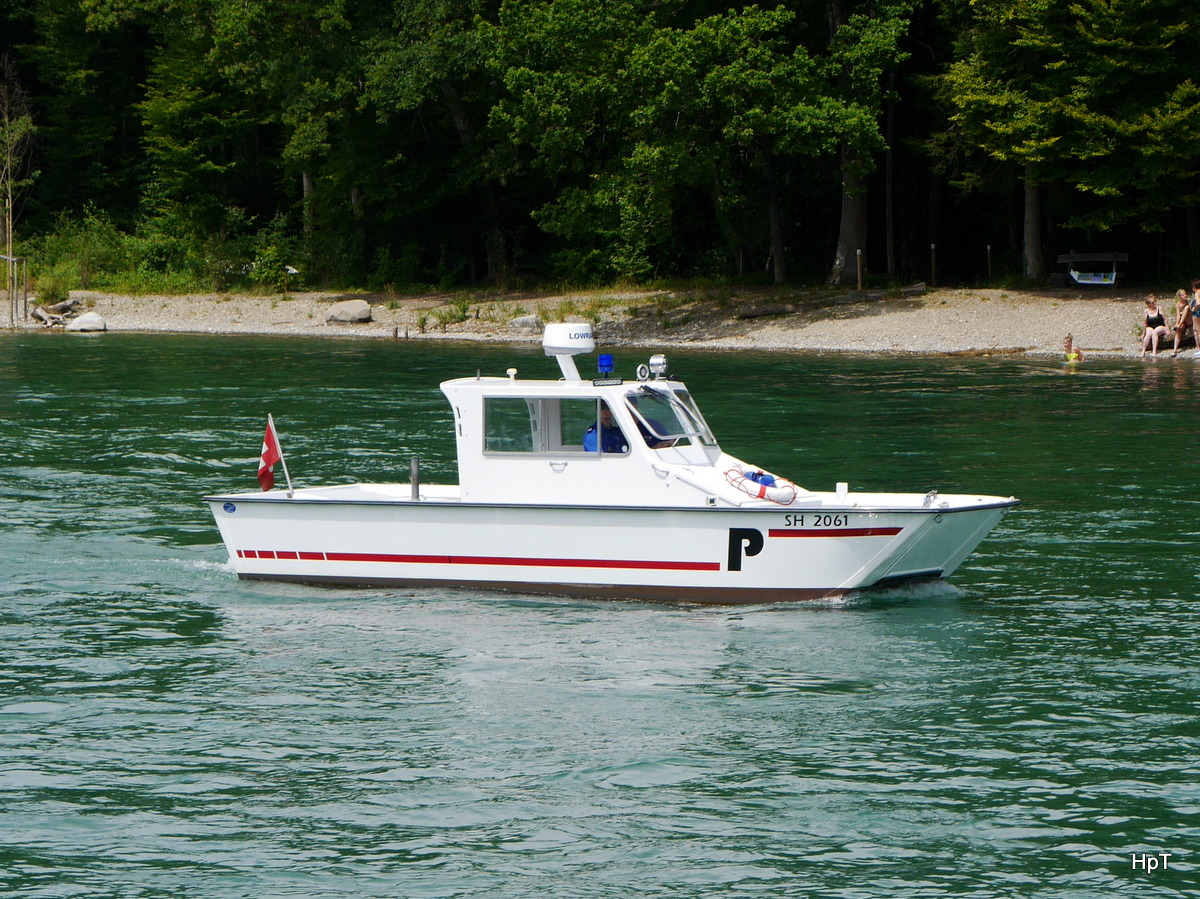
[11,285,1190,359]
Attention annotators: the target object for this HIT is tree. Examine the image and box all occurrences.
[20,0,148,230]
[626,6,838,283]
[138,30,260,239]
[822,0,913,287]
[365,0,513,284]
[487,0,664,280]
[937,0,1200,280]
[1,54,35,325]
[69,0,281,278]
[206,0,376,282]
[1058,0,1200,231]
[490,1,843,282]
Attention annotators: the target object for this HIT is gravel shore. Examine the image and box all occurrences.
[29,285,1189,358]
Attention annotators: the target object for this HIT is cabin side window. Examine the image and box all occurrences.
[484,398,538,453]
[558,399,602,451]
[483,397,615,455]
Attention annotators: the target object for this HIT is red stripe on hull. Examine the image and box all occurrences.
[238,550,719,572]
[767,527,903,538]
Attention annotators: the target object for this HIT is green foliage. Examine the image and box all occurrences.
[33,260,74,304]
[18,2,144,230]
[23,204,308,294]
[823,1,913,167]
[936,0,1200,229]
[5,0,1200,292]
[368,244,426,292]
[26,206,134,288]
[248,215,303,292]
[0,55,37,207]
[1,52,37,274]
[438,295,473,324]
[491,1,865,282]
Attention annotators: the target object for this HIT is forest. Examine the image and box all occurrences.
[2,0,1199,296]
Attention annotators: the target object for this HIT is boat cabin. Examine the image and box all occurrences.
[440,324,740,507]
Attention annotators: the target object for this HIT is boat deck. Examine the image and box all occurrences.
[210,481,1014,513]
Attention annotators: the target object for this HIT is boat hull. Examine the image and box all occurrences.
[206,493,1016,604]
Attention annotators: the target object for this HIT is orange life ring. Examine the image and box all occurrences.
[725,466,798,505]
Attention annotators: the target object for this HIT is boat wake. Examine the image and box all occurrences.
[858,578,964,604]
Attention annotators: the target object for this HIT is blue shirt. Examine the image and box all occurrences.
[583,422,627,453]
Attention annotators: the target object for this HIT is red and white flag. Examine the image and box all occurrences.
[258,416,283,491]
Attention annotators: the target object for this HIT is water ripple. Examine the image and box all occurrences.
[2,338,1198,898]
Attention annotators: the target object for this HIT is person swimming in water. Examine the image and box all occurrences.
[1063,333,1085,363]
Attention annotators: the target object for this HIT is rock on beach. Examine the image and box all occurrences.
[326,299,373,323]
[64,312,108,332]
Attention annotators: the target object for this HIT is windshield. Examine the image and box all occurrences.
[624,386,717,448]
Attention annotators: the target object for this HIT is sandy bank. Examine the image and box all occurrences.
[19,285,1189,358]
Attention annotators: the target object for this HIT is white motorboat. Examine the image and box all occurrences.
[206,325,1019,603]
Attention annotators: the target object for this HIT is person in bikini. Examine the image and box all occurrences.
[1063,333,1085,363]
[1141,295,1171,359]
[1191,279,1200,347]
[1172,289,1194,357]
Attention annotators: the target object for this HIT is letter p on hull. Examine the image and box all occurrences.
[728,528,764,572]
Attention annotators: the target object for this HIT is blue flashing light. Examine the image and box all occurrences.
[597,353,614,375]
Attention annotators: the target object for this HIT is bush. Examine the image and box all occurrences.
[33,261,75,305]
[22,206,315,295]
[248,215,303,292]
[26,205,135,290]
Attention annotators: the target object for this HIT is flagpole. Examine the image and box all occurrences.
[269,413,295,498]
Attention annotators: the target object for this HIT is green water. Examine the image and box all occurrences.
[1,333,1197,898]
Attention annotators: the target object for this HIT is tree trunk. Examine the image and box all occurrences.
[824,0,868,288]
[302,170,314,238]
[4,196,11,329]
[884,76,896,278]
[1022,168,1046,282]
[711,170,748,278]
[762,154,786,284]
[439,80,507,285]
[827,145,867,287]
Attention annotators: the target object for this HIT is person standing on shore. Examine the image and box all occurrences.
[1141,295,1171,359]
[1172,289,1194,357]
